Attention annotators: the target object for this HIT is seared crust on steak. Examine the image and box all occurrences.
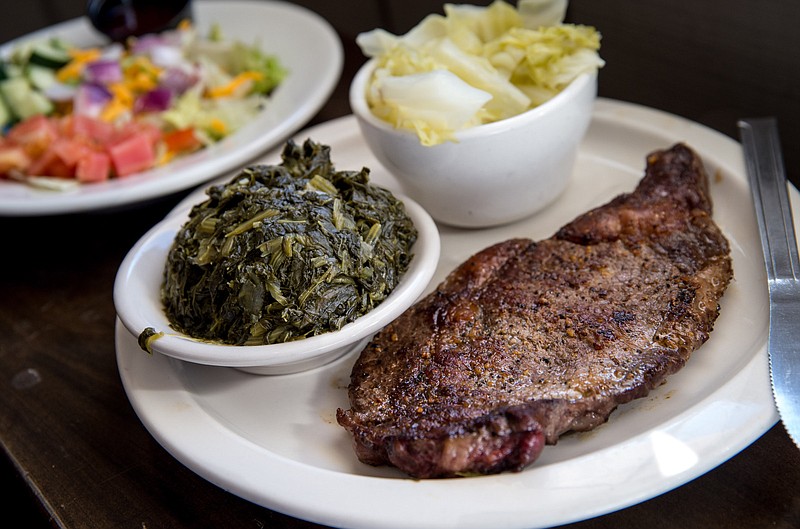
[336,144,733,478]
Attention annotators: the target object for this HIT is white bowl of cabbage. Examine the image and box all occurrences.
[350,0,603,228]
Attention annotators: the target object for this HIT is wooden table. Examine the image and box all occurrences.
[2,2,799,528]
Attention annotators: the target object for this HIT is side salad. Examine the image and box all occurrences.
[0,21,285,189]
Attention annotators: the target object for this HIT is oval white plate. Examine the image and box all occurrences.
[116,100,783,529]
[0,0,342,216]
[113,188,440,374]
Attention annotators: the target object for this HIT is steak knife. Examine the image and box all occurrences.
[738,117,800,448]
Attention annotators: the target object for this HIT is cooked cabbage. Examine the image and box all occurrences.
[357,0,604,145]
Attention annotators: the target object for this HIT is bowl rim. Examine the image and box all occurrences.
[113,192,440,369]
[349,57,597,140]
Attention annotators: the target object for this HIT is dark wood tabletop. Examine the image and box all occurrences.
[2,1,799,528]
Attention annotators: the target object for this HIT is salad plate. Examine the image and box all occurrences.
[0,0,343,216]
[116,99,784,529]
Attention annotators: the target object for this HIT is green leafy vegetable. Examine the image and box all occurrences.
[137,327,164,354]
[190,23,287,96]
[161,139,418,346]
[230,41,287,95]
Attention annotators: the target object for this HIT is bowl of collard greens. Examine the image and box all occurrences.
[114,140,440,375]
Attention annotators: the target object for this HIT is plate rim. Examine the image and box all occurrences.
[116,99,782,529]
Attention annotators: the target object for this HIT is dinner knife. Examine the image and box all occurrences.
[738,117,800,448]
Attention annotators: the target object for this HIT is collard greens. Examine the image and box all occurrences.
[161,139,418,346]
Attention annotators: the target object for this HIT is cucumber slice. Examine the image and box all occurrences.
[7,42,33,66]
[28,41,71,69]
[0,94,12,127]
[0,77,53,119]
[26,65,58,90]
[0,62,23,81]
[48,37,73,53]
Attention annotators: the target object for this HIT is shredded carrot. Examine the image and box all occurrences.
[68,48,102,62]
[99,98,128,122]
[208,118,228,136]
[107,83,134,107]
[206,71,263,99]
[156,149,176,166]
[122,56,162,92]
[128,72,159,92]
[56,48,102,83]
[95,83,135,123]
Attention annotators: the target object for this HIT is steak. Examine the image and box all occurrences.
[336,143,733,478]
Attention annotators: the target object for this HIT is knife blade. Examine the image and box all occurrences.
[738,117,800,448]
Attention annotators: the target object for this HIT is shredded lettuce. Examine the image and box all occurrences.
[189,25,286,96]
[230,42,286,95]
[357,0,603,146]
[162,86,264,141]
[162,25,285,140]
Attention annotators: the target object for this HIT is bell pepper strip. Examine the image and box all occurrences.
[162,127,202,154]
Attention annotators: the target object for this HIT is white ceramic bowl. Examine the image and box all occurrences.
[113,194,440,375]
[350,60,597,228]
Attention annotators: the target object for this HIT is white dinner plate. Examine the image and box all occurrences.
[0,0,342,216]
[116,98,785,529]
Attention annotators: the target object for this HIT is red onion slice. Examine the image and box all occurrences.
[134,87,173,113]
[84,59,123,84]
[73,83,113,118]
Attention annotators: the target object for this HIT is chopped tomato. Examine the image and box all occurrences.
[6,115,59,158]
[51,138,95,168]
[0,145,31,175]
[26,148,74,178]
[76,151,111,182]
[163,128,201,154]
[62,115,115,146]
[110,120,162,146]
[4,115,162,180]
[108,132,156,177]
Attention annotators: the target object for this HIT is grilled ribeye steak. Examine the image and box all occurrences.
[336,143,733,478]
